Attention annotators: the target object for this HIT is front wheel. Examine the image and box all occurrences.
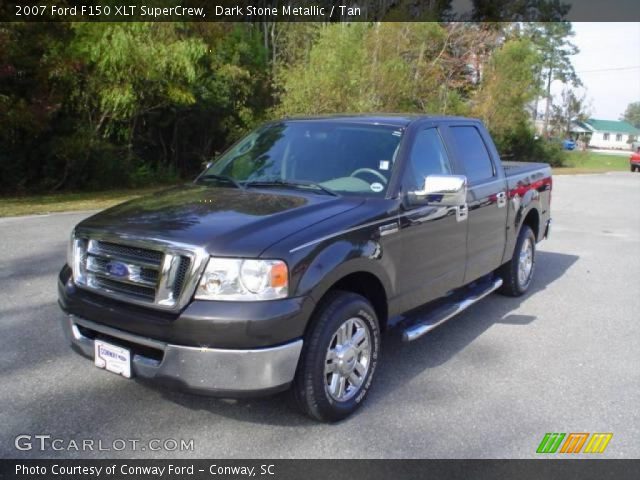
[293,291,380,422]
[497,225,536,297]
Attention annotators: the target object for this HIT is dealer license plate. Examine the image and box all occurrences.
[94,340,132,378]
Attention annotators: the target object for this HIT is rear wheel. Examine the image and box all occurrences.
[497,225,536,297]
[293,291,380,422]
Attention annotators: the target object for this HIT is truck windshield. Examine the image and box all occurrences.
[198,121,403,196]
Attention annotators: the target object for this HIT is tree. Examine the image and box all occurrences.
[0,22,273,193]
[275,22,481,116]
[523,22,580,136]
[550,87,590,137]
[621,101,640,129]
[472,37,541,147]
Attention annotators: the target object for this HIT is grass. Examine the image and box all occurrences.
[0,187,166,218]
[553,151,631,175]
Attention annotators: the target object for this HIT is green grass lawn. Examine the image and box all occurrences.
[0,187,166,217]
[553,151,631,175]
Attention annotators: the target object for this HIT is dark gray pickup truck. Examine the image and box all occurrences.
[58,115,552,421]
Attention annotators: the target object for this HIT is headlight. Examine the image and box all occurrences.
[195,257,288,301]
[67,230,88,285]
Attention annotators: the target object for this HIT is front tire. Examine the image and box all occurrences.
[497,225,536,297]
[293,291,380,422]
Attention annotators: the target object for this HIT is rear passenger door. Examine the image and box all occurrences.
[444,124,508,284]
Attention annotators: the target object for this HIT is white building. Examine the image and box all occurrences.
[571,119,640,150]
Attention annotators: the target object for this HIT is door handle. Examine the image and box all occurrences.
[496,191,507,208]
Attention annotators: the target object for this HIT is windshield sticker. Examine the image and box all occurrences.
[379,160,390,170]
[370,182,384,193]
[392,130,402,137]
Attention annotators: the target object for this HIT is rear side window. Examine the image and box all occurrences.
[404,128,452,191]
[449,126,494,183]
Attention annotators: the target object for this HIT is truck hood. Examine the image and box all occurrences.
[77,184,364,256]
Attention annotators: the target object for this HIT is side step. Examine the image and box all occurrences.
[402,277,503,342]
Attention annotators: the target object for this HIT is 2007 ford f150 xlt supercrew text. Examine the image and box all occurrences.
[58,115,552,421]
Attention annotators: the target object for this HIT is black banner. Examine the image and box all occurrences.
[2,0,640,22]
[2,459,640,480]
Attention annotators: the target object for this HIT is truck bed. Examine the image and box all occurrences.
[502,160,550,175]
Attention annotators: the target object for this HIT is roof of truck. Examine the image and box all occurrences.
[283,114,478,128]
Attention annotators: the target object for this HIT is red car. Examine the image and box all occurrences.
[631,149,640,172]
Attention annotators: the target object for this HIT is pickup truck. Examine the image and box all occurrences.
[58,115,552,422]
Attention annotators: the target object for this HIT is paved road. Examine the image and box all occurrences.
[1,173,639,459]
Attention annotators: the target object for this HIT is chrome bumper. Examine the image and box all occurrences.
[61,314,303,396]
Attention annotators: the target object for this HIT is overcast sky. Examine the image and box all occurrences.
[555,22,640,120]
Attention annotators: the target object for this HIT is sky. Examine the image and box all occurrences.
[556,22,640,121]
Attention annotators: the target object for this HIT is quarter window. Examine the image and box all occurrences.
[449,126,494,183]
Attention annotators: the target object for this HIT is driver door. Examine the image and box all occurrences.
[394,127,468,312]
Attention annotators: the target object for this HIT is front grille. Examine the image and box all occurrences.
[89,255,160,284]
[94,240,164,264]
[73,236,197,310]
[93,276,156,301]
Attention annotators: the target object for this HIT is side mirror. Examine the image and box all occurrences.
[407,174,467,207]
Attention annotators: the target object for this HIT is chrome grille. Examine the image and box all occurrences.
[93,276,156,301]
[92,240,164,264]
[72,234,205,310]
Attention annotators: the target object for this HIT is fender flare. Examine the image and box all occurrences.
[294,239,392,306]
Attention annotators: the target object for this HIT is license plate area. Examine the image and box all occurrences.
[94,339,132,378]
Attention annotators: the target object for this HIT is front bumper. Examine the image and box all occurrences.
[58,265,315,349]
[61,313,303,396]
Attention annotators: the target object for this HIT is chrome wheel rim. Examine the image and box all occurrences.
[518,238,534,287]
[324,317,371,402]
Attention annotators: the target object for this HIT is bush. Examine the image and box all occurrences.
[533,139,567,167]
[129,162,179,188]
[493,124,568,167]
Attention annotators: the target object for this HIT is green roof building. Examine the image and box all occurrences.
[572,118,640,150]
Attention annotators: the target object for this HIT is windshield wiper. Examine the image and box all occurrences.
[198,174,245,190]
[244,179,339,197]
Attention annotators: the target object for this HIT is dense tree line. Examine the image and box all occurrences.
[0,21,579,194]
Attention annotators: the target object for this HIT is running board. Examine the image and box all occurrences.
[402,277,503,342]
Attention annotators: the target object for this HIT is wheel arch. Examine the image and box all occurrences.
[304,262,391,333]
[502,201,542,265]
[522,208,540,241]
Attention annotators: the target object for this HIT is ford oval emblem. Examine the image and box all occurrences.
[106,261,129,278]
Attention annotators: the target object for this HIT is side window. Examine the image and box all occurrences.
[449,126,494,183]
[404,128,452,191]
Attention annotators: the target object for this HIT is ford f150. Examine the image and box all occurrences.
[58,115,552,421]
